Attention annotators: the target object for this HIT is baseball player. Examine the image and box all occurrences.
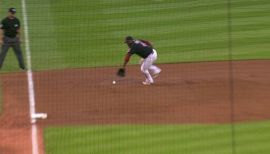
[122,36,161,85]
[0,8,25,70]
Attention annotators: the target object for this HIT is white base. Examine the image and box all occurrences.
[31,113,47,120]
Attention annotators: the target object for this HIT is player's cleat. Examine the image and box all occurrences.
[20,67,26,71]
[142,80,152,85]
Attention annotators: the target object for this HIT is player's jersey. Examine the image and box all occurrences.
[0,17,20,38]
[127,40,153,58]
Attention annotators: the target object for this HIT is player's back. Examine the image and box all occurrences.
[130,40,153,58]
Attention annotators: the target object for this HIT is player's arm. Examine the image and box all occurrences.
[16,19,21,39]
[16,28,22,43]
[0,29,3,40]
[0,22,3,44]
[140,40,153,48]
[122,52,132,68]
[17,28,20,37]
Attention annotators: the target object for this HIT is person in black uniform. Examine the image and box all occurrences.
[122,36,161,85]
[0,8,25,70]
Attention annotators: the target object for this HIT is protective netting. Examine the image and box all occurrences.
[0,0,270,154]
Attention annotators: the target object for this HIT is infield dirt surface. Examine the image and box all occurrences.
[0,60,270,154]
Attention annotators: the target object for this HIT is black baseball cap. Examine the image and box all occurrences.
[124,36,134,43]
[8,8,16,14]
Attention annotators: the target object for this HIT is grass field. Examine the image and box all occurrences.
[44,121,270,154]
[1,0,270,154]
[45,124,234,154]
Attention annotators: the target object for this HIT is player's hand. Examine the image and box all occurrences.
[117,68,125,77]
[16,37,23,43]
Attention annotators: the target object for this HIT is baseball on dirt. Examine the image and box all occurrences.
[112,80,116,84]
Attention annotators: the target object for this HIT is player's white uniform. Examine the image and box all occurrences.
[140,49,161,84]
[128,40,161,84]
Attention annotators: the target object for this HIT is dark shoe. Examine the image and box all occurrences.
[20,66,26,70]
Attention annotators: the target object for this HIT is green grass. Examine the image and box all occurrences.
[45,124,233,154]
[0,0,270,72]
[44,121,270,154]
[235,121,270,154]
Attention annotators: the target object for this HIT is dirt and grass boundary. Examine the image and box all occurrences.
[1,60,270,153]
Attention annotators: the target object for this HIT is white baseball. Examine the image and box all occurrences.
[112,80,116,84]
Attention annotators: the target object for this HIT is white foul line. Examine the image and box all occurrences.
[21,0,39,154]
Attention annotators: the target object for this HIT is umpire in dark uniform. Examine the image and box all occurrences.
[0,8,25,70]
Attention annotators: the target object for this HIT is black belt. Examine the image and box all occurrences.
[4,36,17,38]
[144,51,154,59]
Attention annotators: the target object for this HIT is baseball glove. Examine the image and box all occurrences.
[117,68,125,77]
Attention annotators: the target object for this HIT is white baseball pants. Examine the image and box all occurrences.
[140,49,161,83]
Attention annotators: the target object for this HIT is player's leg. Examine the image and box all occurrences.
[148,49,161,78]
[12,40,25,70]
[0,43,10,69]
[149,65,161,74]
[141,57,154,84]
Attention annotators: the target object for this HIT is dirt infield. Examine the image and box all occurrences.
[0,60,270,153]
[0,73,45,154]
